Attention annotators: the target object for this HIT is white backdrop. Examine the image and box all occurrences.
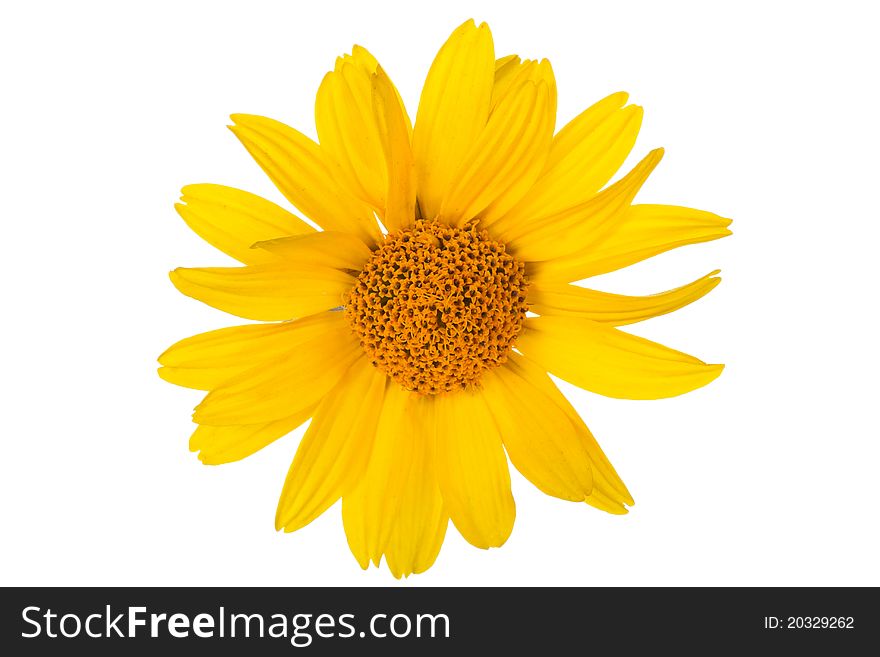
[2,0,878,586]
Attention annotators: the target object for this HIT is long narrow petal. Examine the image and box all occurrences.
[228,114,381,245]
[158,314,335,390]
[315,52,387,210]
[193,314,361,425]
[252,231,372,271]
[548,92,632,170]
[372,65,416,231]
[490,59,557,119]
[276,357,387,532]
[503,149,664,262]
[529,204,732,282]
[190,407,316,465]
[482,364,593,501]
[439,80,549,226]
[346,45,412,135]
[175,184,314,265]
[169,263,355,321]
[385,395,448,578]
[434,390,515,549]
[527,270,722,326]
[413,19,494,220]
[441,77,554,227]
[491,55,521,112]
[491,94,641,235]
[342,384,415,569]
[516,315,724,400]
[505,353,633,509]
[478,59,557,225]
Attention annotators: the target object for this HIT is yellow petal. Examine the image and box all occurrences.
[385,395,448,578]
[434,390,515,549]
[505,353,633,508]
[252,231,372,271]
[482,364,593,501]
[503,148,664,262]
[491,57,529,110]
[439,64,555,228]
[190,408,315,465]
[495,98,643,238]
[584,488,630,515]
[346,45,412,136]
[193,313,361,425]
[490,58,557,119]
[529,204,733,282]
[315,55,387,210]
[548,92,632,169]
[413,19,494,220]
[527,270,722,326]
[276,358,387,532]
[478,59,557,225]
[342,383,415,569]
[491,55,521,111]
[338,45,378,78]
[495,54,519,68]
[516,315,724,400]
[371,65,416,231]
[439,80,551,226]
[228,114,382,245]
[175,184,314,265]
[158,315,335,390]
[169,263,354,321]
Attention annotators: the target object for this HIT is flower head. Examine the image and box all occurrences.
[160,19,730,577]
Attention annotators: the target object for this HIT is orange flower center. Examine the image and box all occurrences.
[345,220,528,394]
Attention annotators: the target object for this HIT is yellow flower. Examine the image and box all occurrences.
[160,19,730,577]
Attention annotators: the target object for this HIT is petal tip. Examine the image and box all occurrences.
[608,90,630,107]
[704,363,726,383]
[178,184,197,199]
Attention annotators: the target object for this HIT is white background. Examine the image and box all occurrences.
[2,0,878,587]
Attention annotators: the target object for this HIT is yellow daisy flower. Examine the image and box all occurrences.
[160,19,730,577]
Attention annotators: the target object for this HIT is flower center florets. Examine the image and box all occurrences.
[345,220,528,394]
